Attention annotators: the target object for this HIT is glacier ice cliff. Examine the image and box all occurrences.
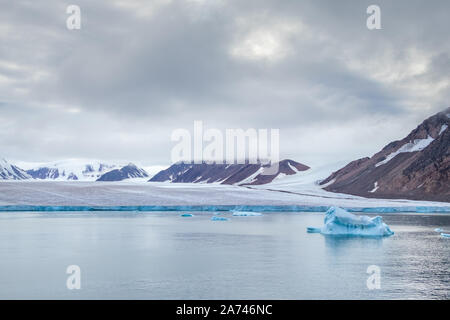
[0,205,448,213]
[308,207,394,237]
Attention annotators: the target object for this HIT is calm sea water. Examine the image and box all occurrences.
[0,211,448,299]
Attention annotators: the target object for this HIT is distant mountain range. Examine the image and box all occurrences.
[0,158,30,180]
[1,108,448,202]
[26,160,117,181]
[321,107,449,202]
[0,159,149,182]
[149,159,310,185]
[0,157,310,185]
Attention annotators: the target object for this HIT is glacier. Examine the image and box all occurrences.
[308,207,394,237]
[0,181,448,213]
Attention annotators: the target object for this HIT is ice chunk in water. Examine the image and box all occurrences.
[441,233,450,238]
[211,216,229,221]
[308,207,394,237]
[180,213,194,217]
[434,228,444,232]
[232,211,263,216]
[307,227,321,233]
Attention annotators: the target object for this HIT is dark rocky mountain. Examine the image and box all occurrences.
[149,159,310,185]
[0,158,30,180]
[320,108,450,202]
[97,163,149,181]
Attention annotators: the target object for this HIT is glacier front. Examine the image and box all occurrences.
[309,207,394,237]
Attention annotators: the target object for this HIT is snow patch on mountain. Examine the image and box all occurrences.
[236,167,265,185]
[369,182,379,193]
[375,135,434,167]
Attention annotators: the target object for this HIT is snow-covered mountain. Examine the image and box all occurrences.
[320,107,450,202]
[24,160,118,181]
[97,163,149,181]
[0,158,30,180]
[149,159,310,185]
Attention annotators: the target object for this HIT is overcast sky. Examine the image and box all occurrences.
[0,0,449,167]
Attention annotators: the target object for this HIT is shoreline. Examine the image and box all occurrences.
[0,205,449,213]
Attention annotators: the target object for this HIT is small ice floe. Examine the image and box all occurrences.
[211,216,229,221]
[307,227,321,233]
[307,206,394,237]
[434,228,444,232]
[180,213,194,217]
[232,211,263,217]
[441,233,450,238]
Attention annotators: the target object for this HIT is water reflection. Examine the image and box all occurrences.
[324,235,384,251]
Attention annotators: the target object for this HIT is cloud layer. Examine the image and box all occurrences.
[0,0,449,166]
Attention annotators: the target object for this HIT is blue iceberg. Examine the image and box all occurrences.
[180,213,194,217]
[308,207,394,237]
[232,211,263,216]
[441,233,450,238]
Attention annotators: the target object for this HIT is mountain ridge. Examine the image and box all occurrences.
[97,163,149,181]
[149,159,310,185]
[0,158,31,180]
[320,108,450,202]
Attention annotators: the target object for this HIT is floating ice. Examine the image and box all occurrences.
[434,228,444,232]
[441,233,450,238]
[307,227,321,233]
[211,216,229,221]
[180,213,194,217]
[307,207,394,237]
[232,211,263,216]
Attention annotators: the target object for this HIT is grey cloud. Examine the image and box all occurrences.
[0,0,448,165]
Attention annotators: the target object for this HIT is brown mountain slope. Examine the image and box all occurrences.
[320,108,450,202]
[149,159,310,185]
